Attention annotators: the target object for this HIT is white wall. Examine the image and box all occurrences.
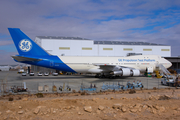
[35,37,171,57]
[0,66,9,71]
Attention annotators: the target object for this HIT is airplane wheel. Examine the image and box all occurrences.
[161,82,163,85]
[95,75,99,78]
[100,75,105,78]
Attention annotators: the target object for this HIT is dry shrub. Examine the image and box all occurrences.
[81,91,87,95]
[129,89,136,94]
[72,90,76,93]
[36,93,43,98]
[9,97,13,101]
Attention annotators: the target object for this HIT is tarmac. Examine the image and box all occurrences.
[0,71,170,94]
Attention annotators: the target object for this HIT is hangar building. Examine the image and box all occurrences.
[0,66,9,71]
[35,36,171,57]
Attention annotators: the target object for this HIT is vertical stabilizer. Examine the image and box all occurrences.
[8,28,49,56]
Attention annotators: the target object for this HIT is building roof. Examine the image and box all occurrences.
[36,36,90,40]
[94,41,164,46]
[36,36,166,46]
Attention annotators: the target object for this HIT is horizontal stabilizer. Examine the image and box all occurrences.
[11,56,42,62]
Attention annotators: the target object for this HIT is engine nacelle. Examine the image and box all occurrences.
[113,70,123,75]
[121,68,131,76]
[131,69,140,76]
[111,68,140,76]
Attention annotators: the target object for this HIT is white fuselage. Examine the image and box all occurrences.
[58,55,172,73]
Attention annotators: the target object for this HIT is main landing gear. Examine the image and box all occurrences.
[95,74,116,79]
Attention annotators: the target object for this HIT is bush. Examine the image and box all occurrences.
[81,91,87,95]
[36,93,43,98]
[9,97,13,101]
[129,89,136,94]
[72,90,76,93]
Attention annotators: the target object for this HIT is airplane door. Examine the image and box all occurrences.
[50,61,54,67]
[147,67,153,73]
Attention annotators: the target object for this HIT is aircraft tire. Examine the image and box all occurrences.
[161,82,163,85]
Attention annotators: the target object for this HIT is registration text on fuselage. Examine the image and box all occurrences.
[118,59,156,62]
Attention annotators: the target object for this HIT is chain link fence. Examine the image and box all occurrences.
[0,76,177,96]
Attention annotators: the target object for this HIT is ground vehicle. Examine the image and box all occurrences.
[59,83,71,91]
[161,75,175,86]
[38,72,43,76]
[18,69,24,73]
[123,81,144,90]
[101,82,123,91]
[66,72,72,75]
[52,72,58,76]
[44,72,49,76]
[11,86,27,93]
[29,72,34,76]
[80,83,96,91]
[21,72,26,76]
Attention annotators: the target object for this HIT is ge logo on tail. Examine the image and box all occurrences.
[19,39,32,52]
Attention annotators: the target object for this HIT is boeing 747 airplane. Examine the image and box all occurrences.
[8,28,172,78]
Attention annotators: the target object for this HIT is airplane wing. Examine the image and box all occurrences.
[93,63,116,71]
[93,64,140,76]
[11,56,42,62]
[93,63,135,71]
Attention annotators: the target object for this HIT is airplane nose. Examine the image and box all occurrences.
[169,62,172,67]
[167,60,172,68]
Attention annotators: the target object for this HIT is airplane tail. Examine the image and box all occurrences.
[8,28,49,56]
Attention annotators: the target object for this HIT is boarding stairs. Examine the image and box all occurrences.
[158,64,171,75]
[155,64,174,79]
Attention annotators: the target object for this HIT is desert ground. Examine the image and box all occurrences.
[0,88,180,120]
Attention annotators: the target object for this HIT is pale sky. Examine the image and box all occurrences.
[0,0,180,65]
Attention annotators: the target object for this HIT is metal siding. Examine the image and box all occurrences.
[36,38,171,57]
[93,45,99,56]
[54,39,71,56]
[134,46,143,54]
[81,41,94,56]
[70,40,82,56]
[122,45,135,56]
[158,46,171,57]
[41,39,53,54]
[114,45,123,56]
[34,37,42,46]
[99,45,114,56]
[151,46,161,56]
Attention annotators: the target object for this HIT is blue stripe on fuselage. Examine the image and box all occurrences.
[15,55,76,73]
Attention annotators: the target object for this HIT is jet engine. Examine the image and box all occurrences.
[111,68,140,76]
[130,69,140,76]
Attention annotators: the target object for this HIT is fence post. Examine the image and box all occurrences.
[158,78,159,93]
[147,78,148,89]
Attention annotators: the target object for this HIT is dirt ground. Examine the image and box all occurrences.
[1,88,180,120]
